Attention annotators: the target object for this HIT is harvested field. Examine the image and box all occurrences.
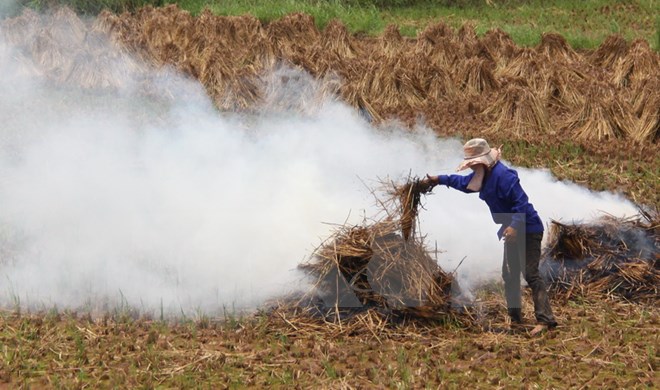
[2,5,658,206]
[1,294,657,388]
[0,4,658,388]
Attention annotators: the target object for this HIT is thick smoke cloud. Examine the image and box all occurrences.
[0,17,639,315]
[0,1,17,17]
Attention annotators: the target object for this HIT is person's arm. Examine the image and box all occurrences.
[425,173,477,193]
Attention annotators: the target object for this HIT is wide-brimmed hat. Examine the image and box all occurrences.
[456,138,501,171]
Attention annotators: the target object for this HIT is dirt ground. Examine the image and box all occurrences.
[1,290,657,388]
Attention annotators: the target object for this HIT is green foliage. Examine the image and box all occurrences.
[346,0,490,6]
[322,360,338,379]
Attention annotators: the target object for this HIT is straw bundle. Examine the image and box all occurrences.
[91,10,138,52]
[200,49,230,97]
[563,85,635,141]
[629,77,660,142]
[166,11,194,49]
[426,66,458,101]
[613,39,660,89]
[0,8,41,47]
[0,7,149,90]
[457,23,479,57]
[298,180,455,320]
[331,64,363,107]
[361,58,398,111]
[536,32,581,64]
[454,57,499,96]
[361,56,426,112]
[379,24,404,57]
[301,19,360,77]
[541,214,659,302]
[207,66,262,112]
[65,49,123,90]
[457,23,496,63]
[30,30,73,82]
[196,8,218,31]
[320,19,359,60]
[354,58,402,112]
[138,11,177,64]
[589,34,629,70]
[47,6,87,47]
[494,48,548,92]
[218,15,264,46]
[415,23,460,68]
[203,15,274,71]
[483,83,553,137]
[542,66,589,111]
[5,7,657,152]
[266,13,318,65]
[480,28,519,66]
[416,21,454,47]
[394,177,435,241]
[266,12,319,44]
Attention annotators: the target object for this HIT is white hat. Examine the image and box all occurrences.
[456,138,501,171]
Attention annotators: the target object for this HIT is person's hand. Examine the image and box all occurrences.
[503,226,517,242]
[419,174,438,192]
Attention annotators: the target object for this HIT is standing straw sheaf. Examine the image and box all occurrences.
[562,84,636,141]
[612,39,660,89]
[628,77,660,142]
[589,34,629,70]
[1,7,658,147]
[480,28,520,67]
[483,83,553,138]
[536,32,581,65]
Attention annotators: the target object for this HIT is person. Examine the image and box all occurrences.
[420,138,557,335]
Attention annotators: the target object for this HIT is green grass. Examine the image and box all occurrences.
[379,0,659,49]
[190,0,660,50]
[5,0,659,50]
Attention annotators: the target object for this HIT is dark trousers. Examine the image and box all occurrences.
[502,233,557,326]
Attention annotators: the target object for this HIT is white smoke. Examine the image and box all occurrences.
[0,1,17,18]
[0,15,639,315]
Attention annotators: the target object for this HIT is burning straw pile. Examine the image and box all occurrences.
[540,210,659,302]
[296,178,458,322]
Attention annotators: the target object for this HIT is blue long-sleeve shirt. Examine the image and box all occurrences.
[438,161,544,239]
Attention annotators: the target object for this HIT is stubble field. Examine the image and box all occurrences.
[0,2,658,388]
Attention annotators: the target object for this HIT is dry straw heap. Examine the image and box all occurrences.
[296,179,457,323]
[540,210,659,303]
[2,5,659,143]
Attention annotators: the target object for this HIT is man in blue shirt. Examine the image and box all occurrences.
[421,138,557,335]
